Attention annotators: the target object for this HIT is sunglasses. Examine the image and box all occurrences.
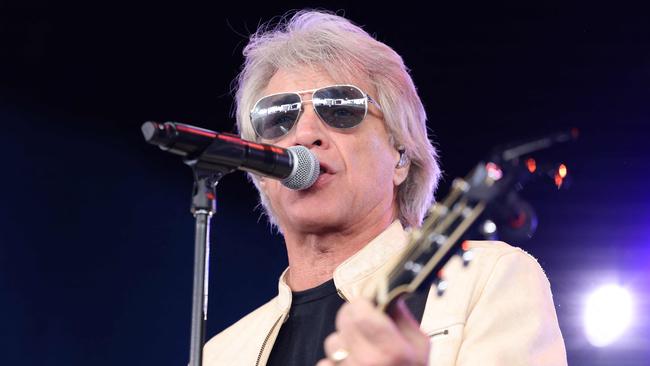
[250,84,382,140]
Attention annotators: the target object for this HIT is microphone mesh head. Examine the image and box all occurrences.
[282,146,320,190]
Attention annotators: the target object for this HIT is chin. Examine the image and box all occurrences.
[280,210,346,234]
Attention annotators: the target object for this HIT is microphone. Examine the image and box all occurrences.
[141,121,320,190]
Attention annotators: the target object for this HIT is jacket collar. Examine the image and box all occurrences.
[275,221,409,313]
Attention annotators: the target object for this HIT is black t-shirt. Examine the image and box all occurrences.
[266,278,430,366]
[267,279,344,366]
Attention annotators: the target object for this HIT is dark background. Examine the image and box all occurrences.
[1,1,649,365]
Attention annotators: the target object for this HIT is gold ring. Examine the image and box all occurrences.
[330,348,349,363]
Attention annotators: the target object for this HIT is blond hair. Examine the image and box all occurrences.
[234,10,440,228]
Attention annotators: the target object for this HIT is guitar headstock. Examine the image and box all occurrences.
[375,129,577,313]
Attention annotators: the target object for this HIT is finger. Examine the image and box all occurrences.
[388,298,431,361]
[316,359,335,366]
[337,299,400,344]
[323,333,356,365]
[323,332,345,359]
[336,299,411,361]
[388,298,428,344]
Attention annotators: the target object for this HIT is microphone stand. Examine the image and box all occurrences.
[183,157,234,366]
[141,121,311,365]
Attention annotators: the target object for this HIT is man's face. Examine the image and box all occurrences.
[257,66,408,236]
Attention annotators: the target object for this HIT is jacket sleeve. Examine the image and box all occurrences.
[454,250,567,366]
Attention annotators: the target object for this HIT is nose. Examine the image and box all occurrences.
[291,103,326,148]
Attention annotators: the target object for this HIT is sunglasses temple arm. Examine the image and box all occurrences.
[367,95,382,111]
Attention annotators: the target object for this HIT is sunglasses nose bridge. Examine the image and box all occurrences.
[295,99,322,126]
[289,98,329,146]
[293,92,329,128]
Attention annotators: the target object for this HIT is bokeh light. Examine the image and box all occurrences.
[584,284,634,347]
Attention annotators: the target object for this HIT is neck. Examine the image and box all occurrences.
[282,214,396,291]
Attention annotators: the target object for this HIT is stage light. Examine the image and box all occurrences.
[526,158,536,173]
[481,219,497,235]
[584,284,634,347]
[554,173,563,188]
[485,162,503,181]
[558,163,567,178]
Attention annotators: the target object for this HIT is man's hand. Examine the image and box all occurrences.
[316,297,430,366]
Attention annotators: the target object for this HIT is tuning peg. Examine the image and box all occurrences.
[435,278,448,296]
[459,240,475,266]
[404,260,423,276]
[433,270,448,296]
[461,249,475,266]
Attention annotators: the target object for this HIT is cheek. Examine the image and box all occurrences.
[348,145,395,191]
[258,177,271,198]
[259,179,282,208]
[359,135,395,174]
[263,180,283,200]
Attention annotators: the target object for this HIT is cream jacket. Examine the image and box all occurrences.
[203,221,567,365]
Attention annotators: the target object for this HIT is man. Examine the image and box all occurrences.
[203,10,567,366]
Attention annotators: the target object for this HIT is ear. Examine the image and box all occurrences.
[393,147,410,186]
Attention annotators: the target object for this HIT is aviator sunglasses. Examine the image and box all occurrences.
[250,84,382,140]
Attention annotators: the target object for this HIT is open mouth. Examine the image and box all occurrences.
[318,163,332,175]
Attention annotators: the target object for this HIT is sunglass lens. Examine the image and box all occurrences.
[251,93,302,139]
[313,86,367,129]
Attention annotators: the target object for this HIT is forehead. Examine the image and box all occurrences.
[263,65,374,97]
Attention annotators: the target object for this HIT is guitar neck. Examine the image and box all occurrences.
[375,177,487,313]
